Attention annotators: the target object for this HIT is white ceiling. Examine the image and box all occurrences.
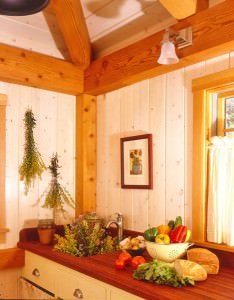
[0,0,224,61]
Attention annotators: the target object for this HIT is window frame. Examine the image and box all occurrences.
[217,91,234,136]
[0,94,9,243]
[192,68,234,253]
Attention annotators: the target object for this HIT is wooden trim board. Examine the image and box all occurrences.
[192,69,234,251]
[0,248,25,270]
[75,94,96,216]
[0,95,8,244]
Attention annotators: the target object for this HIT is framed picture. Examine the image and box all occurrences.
[120,134,153,189]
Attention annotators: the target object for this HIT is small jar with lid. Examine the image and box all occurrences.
[37,219,56,245]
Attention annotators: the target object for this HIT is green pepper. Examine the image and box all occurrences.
[168,220,175,230]
[144,226,158,242]
[174,216,182,228]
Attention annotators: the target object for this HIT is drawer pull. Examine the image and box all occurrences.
[32,268,40,277]
[73,288,83,298]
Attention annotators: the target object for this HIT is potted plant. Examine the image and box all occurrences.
[38,153,75,244]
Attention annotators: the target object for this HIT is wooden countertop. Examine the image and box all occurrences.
[18,240,234,300]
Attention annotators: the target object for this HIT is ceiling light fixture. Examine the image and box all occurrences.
[0,0,49,16]
[157,27,192,65]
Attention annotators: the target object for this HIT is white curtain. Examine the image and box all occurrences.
[207,136,234,246]
[19,278,55,300]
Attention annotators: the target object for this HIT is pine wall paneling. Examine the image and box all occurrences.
[2,84,76,249]
[165,70,185,222]
[148,75,166,227]
[0,95,7,244]
[96,52,233,232]
[0,81,76,299]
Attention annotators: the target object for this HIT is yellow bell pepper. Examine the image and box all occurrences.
[155,233,170,244]
[185,229,191,242]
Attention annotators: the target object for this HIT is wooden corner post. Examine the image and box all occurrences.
[75,94,96,216]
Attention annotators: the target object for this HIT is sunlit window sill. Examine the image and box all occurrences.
[193,240,234,253]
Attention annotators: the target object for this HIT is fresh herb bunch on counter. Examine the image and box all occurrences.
[133,260,194,288]
[54,213,119,256]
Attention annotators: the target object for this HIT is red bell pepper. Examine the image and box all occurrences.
[169,225,187,243]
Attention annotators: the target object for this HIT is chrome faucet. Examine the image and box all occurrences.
[106,213,123,242]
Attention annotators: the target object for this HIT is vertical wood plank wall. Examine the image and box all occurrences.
[0,82,76,298]
[0,82,76,251]
[0,95,7,244]
[96,52,234,232]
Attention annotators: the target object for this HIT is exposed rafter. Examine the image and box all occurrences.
[0,43,83,95]
[50,0,91,69]
[159,0,208,20]
[84,0,234,95]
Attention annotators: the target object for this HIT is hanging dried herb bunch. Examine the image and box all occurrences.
[19,108,46,194]
[40,153,75,217]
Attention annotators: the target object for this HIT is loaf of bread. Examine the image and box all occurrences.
[174,259,207,281]
[187,248,219,274]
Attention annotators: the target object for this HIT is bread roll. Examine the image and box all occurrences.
[174,259,207,281]
[187,248,219,274]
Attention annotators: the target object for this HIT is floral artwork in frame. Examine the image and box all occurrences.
[120,134,153,189]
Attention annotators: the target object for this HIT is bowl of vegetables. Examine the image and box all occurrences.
[144,216,193,262]
[119,236,145,257]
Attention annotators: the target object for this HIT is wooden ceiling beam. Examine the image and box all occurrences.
[0,43,83,95]
[196,0,209,13]
[159,0,198,20]
[50,0,91,69]
[84,1,234,96]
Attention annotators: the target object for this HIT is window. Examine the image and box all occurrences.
[192,68,234,252]
[0,94,8,243]
[217,91,234,136]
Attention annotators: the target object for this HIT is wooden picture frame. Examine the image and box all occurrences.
[121,134,153,189]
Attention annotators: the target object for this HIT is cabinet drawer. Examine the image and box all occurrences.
[56,268,107,300]
[22,251,55,293]
[109,287,143,300]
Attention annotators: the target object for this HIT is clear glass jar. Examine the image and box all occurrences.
[38,219,55,230]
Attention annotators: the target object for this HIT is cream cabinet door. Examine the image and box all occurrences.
[56,267,107,300]
[21,251,56,293]
[109,286,143,300]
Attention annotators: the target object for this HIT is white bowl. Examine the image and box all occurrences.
[145,241,193,263]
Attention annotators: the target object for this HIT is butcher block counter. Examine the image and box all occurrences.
[18,228,234,300]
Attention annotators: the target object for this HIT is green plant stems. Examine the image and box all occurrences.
[19,109,46,194]
[40,153,75,218]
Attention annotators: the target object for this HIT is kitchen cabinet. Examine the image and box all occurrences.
[21,251,142,300]
[21,251,55,293]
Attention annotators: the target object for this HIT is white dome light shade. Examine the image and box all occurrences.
[157,41,179,65]
[0,0,49,16]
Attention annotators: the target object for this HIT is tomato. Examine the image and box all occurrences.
[118,252,132,265]
[131,256,146,269]
[155,233,170,244]
[115,259,125,270]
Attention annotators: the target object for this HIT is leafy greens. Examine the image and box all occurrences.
[133,260,194,288]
